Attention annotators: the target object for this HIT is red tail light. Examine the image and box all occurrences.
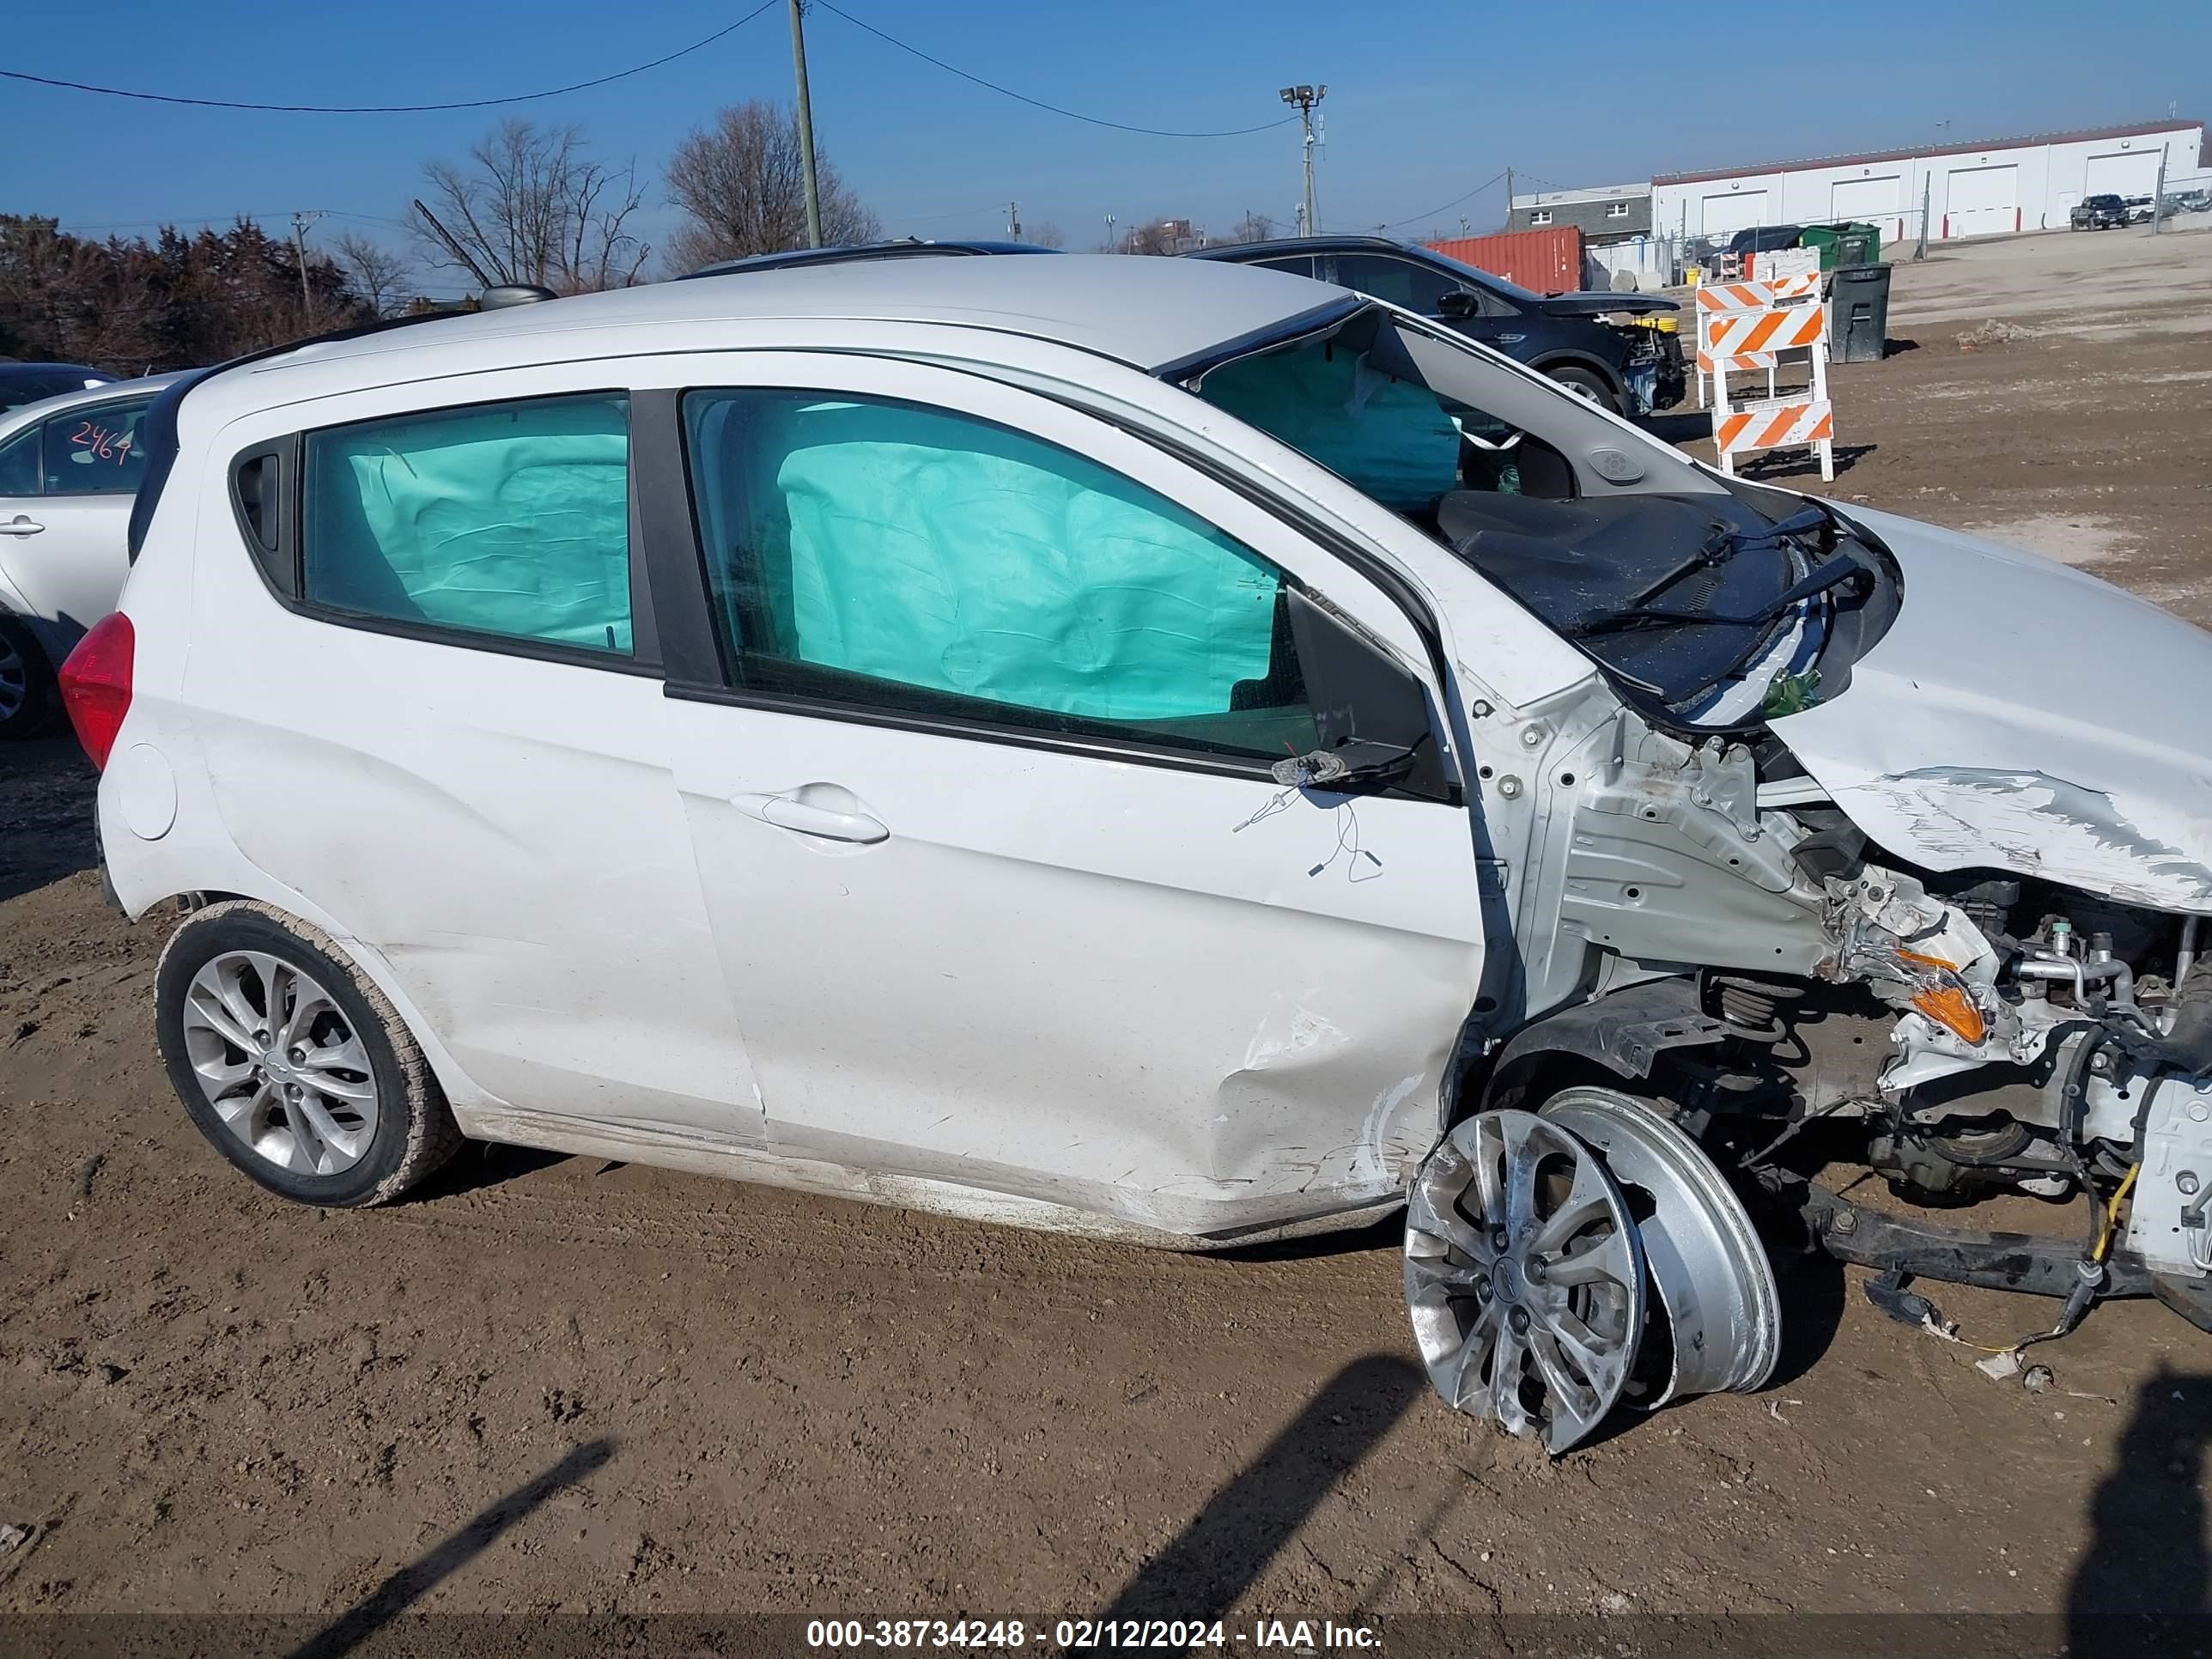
[58,612,135,770]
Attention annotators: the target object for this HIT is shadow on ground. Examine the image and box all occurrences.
[1093,1353,1424,1624]
[0,737,100,903]
[2068,1365,2212,1656]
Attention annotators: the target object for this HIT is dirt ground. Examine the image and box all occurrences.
[4,224,2212,1656]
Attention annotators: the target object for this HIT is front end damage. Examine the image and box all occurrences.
[1412,505,2212,1452]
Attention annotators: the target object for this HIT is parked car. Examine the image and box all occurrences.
[0,374,181,736]
[681,239,1059,278]
[2071,194,2132,230]
[0,362,112,415]
[74,257,2212,1452]
[1190,235,1683,416]
[2124,195,2157,223]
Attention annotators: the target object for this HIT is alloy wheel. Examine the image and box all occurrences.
[179,951,380,1176]
[1405,1109,1646,1453]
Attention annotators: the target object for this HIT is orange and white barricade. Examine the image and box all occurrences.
[1692,273,1820,405]
[1701,283,1835,482]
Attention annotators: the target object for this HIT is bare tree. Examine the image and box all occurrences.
[1229,211,1277,244]
[664,102,878,272]
[332,231,413,315]
[1028,222,1065,250]
[413,119,649,295]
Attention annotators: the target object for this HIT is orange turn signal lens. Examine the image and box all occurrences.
[1910,983,1987,1046]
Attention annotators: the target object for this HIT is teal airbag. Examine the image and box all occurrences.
[750,398,1279,720]
[307,397,631,652]
[1199,342,1460,513]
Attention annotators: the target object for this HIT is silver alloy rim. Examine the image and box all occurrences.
[179,951,380,1176]
[0,632,25,720]
[1405,1109,1646,1454]
[1543,1087,1782,1406]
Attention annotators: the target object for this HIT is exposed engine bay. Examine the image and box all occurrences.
[1417,702,2212,1454]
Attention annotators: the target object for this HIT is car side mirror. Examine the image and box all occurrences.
[1436,290,1479,319]
[1284,586,1448,799]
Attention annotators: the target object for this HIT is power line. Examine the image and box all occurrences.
[1,3,777,112]
[815,2,1297,139]
[1381,169,1509,231]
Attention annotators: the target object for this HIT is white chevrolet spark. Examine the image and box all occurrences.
[72,256,2212,1451]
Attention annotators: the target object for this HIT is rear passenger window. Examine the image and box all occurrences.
[41,399,154,495]
[301,394,632,654]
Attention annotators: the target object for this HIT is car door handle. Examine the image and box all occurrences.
[731,792,890,844]
[1494,332,1526,344]
[0,516,43,537]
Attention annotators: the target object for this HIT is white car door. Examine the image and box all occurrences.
[0,393,152,657]
[644,354,1490,1239]
[180,372,761,1138]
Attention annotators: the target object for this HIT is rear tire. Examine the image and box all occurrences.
[1546,366,1622,415]
[0,616,59,739]
[155,900,464,1207]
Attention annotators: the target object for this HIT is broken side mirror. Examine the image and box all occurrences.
[1284,586,1450,800]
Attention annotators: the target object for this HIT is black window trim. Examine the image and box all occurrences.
[225,386,662,678]
[643,380,1459,805]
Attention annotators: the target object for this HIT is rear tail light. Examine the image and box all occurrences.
[58,612,135,770]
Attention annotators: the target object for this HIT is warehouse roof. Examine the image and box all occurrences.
[1652,118,2204,187]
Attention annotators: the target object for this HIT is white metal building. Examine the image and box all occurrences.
[1650,119,2206,246]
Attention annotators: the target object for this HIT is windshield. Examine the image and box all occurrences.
[1180,303,1896,726]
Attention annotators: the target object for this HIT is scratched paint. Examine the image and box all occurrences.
[1841,767,2212,911]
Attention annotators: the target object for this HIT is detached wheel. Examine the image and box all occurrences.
[155,900,462,1206]
[0,616,59,739]
[1546,366,1622,414]
[1404,1109,1646,1454]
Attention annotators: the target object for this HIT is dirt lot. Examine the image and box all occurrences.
[3,225,2212,1656]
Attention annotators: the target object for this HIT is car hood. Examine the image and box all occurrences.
[1769,505,2212,913]
[1530,290,1677,318]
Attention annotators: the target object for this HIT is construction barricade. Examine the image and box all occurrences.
[1696,275,1835,482]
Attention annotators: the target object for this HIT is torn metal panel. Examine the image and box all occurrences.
[1774,505,2212,913]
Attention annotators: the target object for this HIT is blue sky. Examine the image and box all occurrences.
[4,0,2208,290]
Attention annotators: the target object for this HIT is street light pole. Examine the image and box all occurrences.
[787,0,824,248]
[1278,84,1327,235]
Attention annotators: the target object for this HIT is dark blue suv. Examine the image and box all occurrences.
[1188,236,1683,416]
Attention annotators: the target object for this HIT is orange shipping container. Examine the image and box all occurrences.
[1425,227,1585,295]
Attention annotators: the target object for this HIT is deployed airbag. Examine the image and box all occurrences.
[733,397,1282,720]
[306,396,632,652]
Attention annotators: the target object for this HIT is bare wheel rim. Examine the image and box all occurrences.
[1404,1108,1646,1454]
[179,951,380,1176]
[0,633,26,720]
[1543,1087,1782,1406]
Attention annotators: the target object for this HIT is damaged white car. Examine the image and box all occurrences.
[70,257,2212,1452]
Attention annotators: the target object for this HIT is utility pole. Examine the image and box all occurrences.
[1504,165,1514,231]
[1278,84,1326,235]
[1006,201,1022,239]
[289,210,324,323]
[787,0,824,247]
[1103,212,1116,252]
[2154,151,2169,234]
[1913,173,1931,261]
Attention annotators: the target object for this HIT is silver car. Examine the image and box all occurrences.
[0,374,180,736]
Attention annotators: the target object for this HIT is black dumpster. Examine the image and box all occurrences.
[1829,263,1893,363]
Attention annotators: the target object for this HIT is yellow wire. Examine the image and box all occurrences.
[2095,1164,2141,1262]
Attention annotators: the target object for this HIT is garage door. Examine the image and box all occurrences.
[1945,164,2019,239]
[1701,190,1770,237]
[1830,174,1905,243]
[2084,150,2160,198]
